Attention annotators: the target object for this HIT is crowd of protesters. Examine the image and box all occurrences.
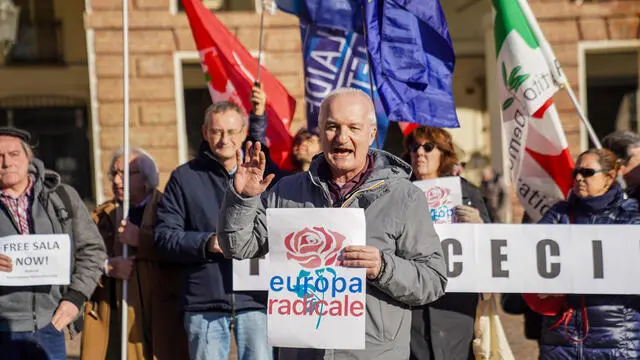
[1,86,640,360]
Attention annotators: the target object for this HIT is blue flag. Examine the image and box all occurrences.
[363,0,459,128]
[300,20,389,147]
[276,0,363,33]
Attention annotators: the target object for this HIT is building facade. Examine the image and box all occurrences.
[1,0,639,213]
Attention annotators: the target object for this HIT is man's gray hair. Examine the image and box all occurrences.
[203,101,248,127]
[602,131,640,162]
[317,88,377,128]
[21,141,33,160]
[109,147,159,190]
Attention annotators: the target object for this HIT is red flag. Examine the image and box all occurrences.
[182,0,295,169]
[398,122,419,136]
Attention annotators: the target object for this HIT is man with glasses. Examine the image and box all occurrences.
[155,85,277,360]
[81,148,189,360]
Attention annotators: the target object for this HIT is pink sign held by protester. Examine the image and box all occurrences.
[413,177,463,224]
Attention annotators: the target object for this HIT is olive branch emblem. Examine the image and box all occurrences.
[501,62,530,110]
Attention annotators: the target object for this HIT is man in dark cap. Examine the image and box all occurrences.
[0,127,106,360]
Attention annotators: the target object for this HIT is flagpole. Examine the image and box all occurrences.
[360,4,381,149]
[561,83,601,148]
[516,0,601,149]
[256,0,267,83]
[121,0,130,359]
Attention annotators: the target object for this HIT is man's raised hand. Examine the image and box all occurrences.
[233,141,275,198]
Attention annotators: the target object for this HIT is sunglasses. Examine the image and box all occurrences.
[572,167,607,178]
[409,142,437,154]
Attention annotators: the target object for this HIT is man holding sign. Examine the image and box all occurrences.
[0,127,105,359]
[218,88,447,359]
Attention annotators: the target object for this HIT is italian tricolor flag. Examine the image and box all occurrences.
[493,0,575,221]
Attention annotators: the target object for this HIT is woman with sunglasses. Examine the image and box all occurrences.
[529,148,640,359]
[403,126,491,360]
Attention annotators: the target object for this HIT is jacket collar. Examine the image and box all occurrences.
[196,141,232,176]
[307,149,412,205]
[140,188,162,228]
[308,148,411,185]
[568,183,629,214]
[26,158,61,200]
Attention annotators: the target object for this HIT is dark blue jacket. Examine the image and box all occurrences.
[154,142,270,313]
[538,184,640,359]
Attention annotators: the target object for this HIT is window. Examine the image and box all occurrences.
[176,0,256,12]
[0,98,93,202]
[585,50,639,144]
[6,0,63,65]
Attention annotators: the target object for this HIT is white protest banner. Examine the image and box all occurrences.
[436,224,640,294]
[266,208,366,350]
[0,234,71,286]
[413,177,463,224]
[233,254,270,291]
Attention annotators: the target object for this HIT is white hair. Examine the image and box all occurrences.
[317,88,377,129]
[109,147,159,190]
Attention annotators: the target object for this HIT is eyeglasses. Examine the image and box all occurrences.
[109,169,140,179]
[409,142,437,154]
[572,167,607,178]
[208,127,244,139]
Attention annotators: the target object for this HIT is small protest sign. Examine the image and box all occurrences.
[0,234,71,286]
[413,177,463,224]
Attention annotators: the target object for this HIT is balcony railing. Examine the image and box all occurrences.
[5,20,64,66]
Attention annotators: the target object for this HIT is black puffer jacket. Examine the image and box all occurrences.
[538,184,640,359]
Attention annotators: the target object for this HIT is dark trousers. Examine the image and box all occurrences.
[0,324,67,360]
[410,293,478,360]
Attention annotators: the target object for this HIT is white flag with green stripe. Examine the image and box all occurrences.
[493,0,574,221]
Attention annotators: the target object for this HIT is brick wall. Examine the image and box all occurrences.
[85,0,303,200]
[530,0,640,158]
[85,0,640,205]
[506,0,640,223]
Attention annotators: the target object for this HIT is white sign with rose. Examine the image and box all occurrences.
[413,176,463,224]
[266,208,367,349]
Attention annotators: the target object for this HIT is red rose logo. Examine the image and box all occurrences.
[284,227,345,269]
[425,187,451,209]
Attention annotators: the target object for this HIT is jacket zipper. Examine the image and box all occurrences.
[340,180,385,208]
[225,166,235,325]
[307,173,332,206]
[231,293,236,327]
[32,287,37,332]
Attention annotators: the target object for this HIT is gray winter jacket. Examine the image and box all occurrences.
[0,159,106,332]
[218,149,447,360]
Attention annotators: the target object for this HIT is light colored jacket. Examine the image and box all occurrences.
[218,149,447,360]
